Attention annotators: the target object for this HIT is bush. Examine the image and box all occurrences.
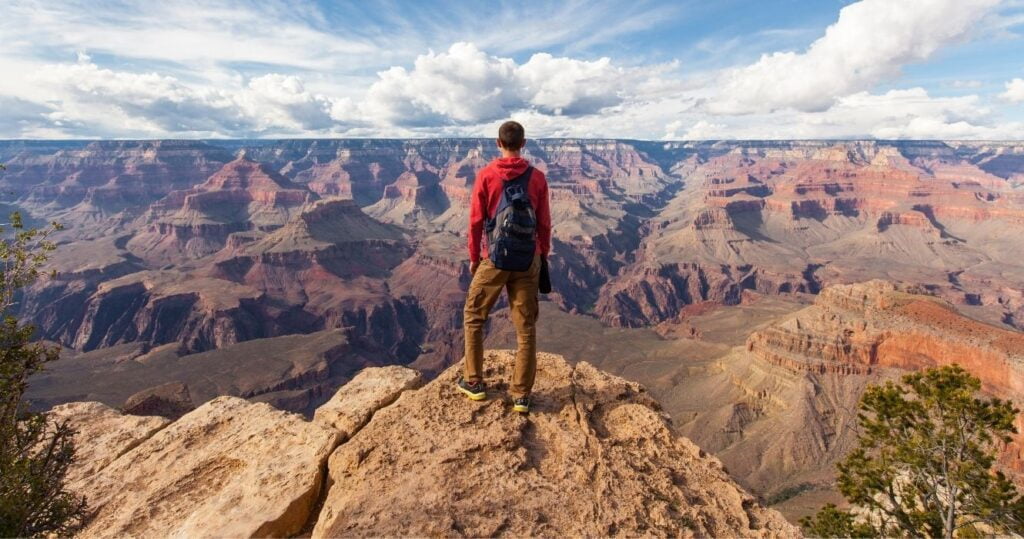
[801,365,1024,538]
[0,210,85,537]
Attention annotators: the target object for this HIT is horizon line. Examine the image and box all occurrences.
[1,138,1022,144]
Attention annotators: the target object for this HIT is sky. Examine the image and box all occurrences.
[1,0,1023,140]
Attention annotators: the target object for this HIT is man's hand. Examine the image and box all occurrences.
[470,260,480,275]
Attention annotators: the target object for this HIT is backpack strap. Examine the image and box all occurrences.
[505,168,532,193]
[489,167,533,220]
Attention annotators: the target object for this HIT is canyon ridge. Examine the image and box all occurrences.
[3,138,1023,523]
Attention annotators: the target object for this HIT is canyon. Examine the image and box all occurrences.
[3,138,1023,522]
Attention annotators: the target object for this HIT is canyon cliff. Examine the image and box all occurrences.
[52,353,797,538]
[661,280,1024,519]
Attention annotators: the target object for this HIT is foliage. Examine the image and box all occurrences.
[800,503,875,538]
[0,206,85,537]
[802,365,1024,538]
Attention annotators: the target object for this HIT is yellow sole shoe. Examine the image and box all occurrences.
[513,401,530,413]
[457,385,487,401]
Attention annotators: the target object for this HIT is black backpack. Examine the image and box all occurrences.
[485,167,537,272]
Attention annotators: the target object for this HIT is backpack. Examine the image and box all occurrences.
[485,167,537,272]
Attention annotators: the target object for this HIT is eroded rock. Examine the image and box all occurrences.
[312,351,797,538]
[122,381,195,420]
[75,396,339,538]
[313,365,423,440]
[47,401,170,486]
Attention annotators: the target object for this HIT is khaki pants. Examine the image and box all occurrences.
[463,255,540,398]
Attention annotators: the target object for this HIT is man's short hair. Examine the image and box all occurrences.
[498,121,525,151]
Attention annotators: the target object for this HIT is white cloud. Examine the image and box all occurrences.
[666,88,1023,140]
[1001,78,1024,102]
[359,43,519,126]
[706,0,1001,114]
[357,42,655,127]
[518,54,624,115]
[31,60,239,136]
[683,120,728,140]
[243,74,336,131]
[838,89,1015,139]
[1,1,384,72]
[25,59,342,137]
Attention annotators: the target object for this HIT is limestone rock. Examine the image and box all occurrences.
[122,381,195,420]
[47,402,170,486]
[75,396,339,538]
[313,365,423,439]
[312,351,797,538]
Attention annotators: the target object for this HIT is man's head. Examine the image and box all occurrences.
[497,120,526,154]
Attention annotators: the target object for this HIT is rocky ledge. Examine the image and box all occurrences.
[54,351,797,538]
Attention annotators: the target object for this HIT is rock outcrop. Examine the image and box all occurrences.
[313,365,423,440]
[122,381,195,420]
[56,353,796,538]
[71,397,339,538]
[313,351,796,537]
[47,402,170,486]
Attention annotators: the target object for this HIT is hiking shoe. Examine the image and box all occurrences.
[457,377,487,401]
[512,396,531,414]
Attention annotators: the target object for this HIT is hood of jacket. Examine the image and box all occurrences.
[490,156,530,181]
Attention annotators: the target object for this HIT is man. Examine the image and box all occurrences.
[458,120,551,414]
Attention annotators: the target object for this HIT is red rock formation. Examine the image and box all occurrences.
[127,157,317,264]
[747,280,1024,472]
[596,141,1024,329]
[7,138,1024,419]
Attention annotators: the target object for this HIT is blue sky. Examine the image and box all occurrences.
[1,0,1023,139]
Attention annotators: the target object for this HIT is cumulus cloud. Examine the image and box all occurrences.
[24,58,343,137]
[835,89,1013,139]
[706,0,1001,114]
[682,120,728,140]
[31,60,237,135]
[243,74,335,131]
[1001,78,1024,103]
[665,88,1022,140]
[358,42,651,127]
[358,43,519,126]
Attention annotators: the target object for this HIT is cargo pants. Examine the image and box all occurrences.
[463,254,540,398]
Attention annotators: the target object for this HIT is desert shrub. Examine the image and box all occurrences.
[0,209,85,537]
[802,365,1024,538]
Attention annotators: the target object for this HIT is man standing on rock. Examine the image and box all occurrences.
[459,120,551,414]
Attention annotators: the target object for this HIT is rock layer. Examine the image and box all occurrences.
[747,280,1024,383]
[745,280,1024,473]
[594,141,1024,329]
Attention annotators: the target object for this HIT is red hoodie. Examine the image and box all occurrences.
[468,156,551,264]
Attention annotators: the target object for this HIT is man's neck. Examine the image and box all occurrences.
[500,149,521,158]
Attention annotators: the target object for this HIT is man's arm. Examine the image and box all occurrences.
[468,171,487,266]
[535,171,551,257]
